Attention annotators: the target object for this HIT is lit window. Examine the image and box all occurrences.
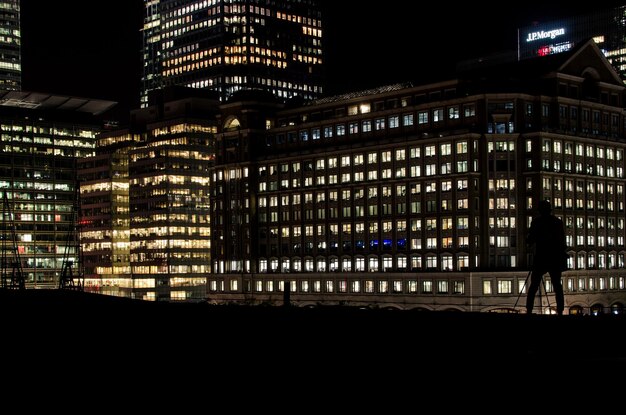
[483,280,493,295]
[403,114,414,126]
[497,280,512,294]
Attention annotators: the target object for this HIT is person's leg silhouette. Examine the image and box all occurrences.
[526,270,544,314]
[549,271,564,315]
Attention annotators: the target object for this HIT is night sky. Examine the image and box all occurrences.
[19,1,625,117]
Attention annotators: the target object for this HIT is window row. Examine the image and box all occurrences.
[538,178,624,195]
[276,106,477,143]
[209,277,467,295]
[257,163,477,191]
[259,235,473,254]
[259,182,475,202]
[258,143,472,175]
[538,159,624,178]
[538,139,624,160]
[260,218,472,235]
[256,198,472,222]
[525,195,625,212]
[210,274,626,295]
[555,105,621,127]
[562,217,625,231]
[257,254,472,273]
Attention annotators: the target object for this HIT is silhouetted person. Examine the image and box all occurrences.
[526,200,567,315]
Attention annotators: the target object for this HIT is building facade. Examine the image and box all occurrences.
[79,89,216,301]
[518,4,626,82]
[0,91,115,288]
[0,0,21,91]
[208,40,626,314]
[78,130,137,296]
[140,0,323,107]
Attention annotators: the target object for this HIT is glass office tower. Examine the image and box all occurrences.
[140,0,323,107]
[79,89,216,301]
[0,91,115,288]
[78,130,137,296]
[518,4,626,82]
[0,0,21,91]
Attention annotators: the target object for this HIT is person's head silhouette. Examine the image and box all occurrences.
[538,200,552,216]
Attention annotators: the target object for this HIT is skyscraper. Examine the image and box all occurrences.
[518,4,626,82]
[0,0,21,91]
[79,88,216,301]
[0,91,115,288]
[140,0,323,107]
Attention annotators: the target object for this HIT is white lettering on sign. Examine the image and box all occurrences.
[526,28,565,42]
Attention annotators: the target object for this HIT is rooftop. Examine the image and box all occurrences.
[0,90,117,115]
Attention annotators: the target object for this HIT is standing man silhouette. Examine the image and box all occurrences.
[526,200,567,315]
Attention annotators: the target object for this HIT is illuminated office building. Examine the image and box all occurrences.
[78,130,138,296]
[141,0,160,107]
[0,0,21,91]
[79,89,217,300]
[0,91,115,288]
[518,4,626,82]
[209,40,626,315]
[140,0,323,107]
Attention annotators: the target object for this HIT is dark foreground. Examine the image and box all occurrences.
[2,289,624,404]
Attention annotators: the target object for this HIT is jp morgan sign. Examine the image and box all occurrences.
[526,28,565,42]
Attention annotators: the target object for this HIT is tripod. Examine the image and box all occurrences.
[514,270,552,314]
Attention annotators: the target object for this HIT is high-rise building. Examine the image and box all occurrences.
[208,40,626,315]
[0,0,21,91]
[140,0,323,107]
[0,91,115,288]
[78,129,138,297]
[518,4,626,82]
[79,88,217,300]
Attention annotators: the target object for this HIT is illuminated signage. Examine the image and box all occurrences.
[526,28,565,42]
[537,42,572,56]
